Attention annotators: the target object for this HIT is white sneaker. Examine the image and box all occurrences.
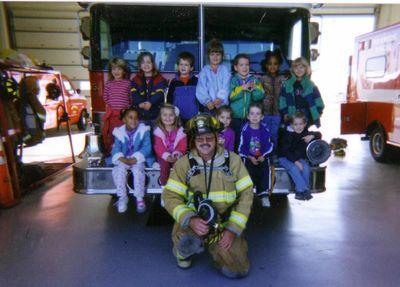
[261,196,271,207]
[117,197,128,213]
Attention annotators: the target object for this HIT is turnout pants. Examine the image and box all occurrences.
[112,161,145,200]
[172,223,250,277]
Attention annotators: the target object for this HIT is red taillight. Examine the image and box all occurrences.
[358,41,365,51]
[346,55,353,102]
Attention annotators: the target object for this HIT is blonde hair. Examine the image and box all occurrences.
[155,103,181,130]
[291,57,311,77]
[291,111,307,124]
[107,57,130,80]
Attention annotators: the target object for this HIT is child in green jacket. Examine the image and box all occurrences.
[229,53,264,151]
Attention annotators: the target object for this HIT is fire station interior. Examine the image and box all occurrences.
[1,2,400,286]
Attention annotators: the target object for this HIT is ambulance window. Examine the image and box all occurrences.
[365,56,386,78]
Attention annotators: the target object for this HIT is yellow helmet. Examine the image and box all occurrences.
[186,113,221,139]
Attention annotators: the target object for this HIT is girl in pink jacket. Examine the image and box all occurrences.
[153,104,187,186]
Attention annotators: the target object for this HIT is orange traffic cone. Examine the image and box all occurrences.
[0,140,18,208]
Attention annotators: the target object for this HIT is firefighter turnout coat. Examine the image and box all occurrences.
[162,146,254,276]
[162,146,254,235]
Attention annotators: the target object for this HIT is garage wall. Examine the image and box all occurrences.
[311,3,376,15]
[4,2,89,95]
[375,4,400,29]
[0,3,10,49]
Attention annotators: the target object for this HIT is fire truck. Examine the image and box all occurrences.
[73,3,328,195]
[341,22,400,162]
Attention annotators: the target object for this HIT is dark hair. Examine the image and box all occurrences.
[233,53,250,66]
[137,51,159,76]
[249,102,263,113]
[261,50,283,73]
[119,107,139,121]
[207,38,224,58]
[107,57,130,80]
[291,111,307,124]
[216,105,232,117]
[177,51,195,68]
[155,103,181,130]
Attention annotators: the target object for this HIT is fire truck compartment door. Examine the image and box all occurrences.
[341,102,367,134]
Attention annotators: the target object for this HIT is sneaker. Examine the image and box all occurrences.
[136,200,146,213]
[117,197,128,213]
[303,190,313,200]
[294,192,306,201]
[177,257,192,269]
[261,196,271,207]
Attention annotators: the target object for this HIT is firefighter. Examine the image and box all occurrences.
[162,113,254,278]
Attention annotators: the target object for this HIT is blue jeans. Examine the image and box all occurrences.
[278,157,310,192]
[262,115,281,151]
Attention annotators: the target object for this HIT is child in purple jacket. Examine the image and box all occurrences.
[216,106,234,152]
[238,103,273,207]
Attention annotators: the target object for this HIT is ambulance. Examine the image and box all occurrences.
[341,22,400,162]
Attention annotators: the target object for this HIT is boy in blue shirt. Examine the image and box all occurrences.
[166,52,199,126]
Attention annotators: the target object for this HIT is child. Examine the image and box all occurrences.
[260,50,287,149]
[230,53,264,151]
[238,103,273,207]
[131,51,167,126]
[277,112,321,201]
[102,57,131,155]
[111,107,153,213]
[279,57,324,128]
[166,52,199,127]
[153,104,187,186]
[196,39,231,114]
[216,106,234,152]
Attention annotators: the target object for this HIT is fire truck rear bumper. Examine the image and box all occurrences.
[73,160,327,195]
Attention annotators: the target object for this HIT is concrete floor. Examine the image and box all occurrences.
[1,135,400,287]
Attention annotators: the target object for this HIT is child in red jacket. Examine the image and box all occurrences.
[102,57,131,155]
[153,104,187,186]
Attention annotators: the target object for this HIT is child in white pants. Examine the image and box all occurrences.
[111,107,152,213]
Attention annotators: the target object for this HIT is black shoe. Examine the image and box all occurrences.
[177,257,192,269]
[294,192,306,201]
[303,190,313,200]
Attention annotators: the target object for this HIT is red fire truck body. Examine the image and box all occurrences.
[341,22,400,161]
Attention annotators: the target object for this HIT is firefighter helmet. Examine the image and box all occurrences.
[186,113,221,139]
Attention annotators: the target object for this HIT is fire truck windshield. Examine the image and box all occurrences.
[90,4,310,73]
